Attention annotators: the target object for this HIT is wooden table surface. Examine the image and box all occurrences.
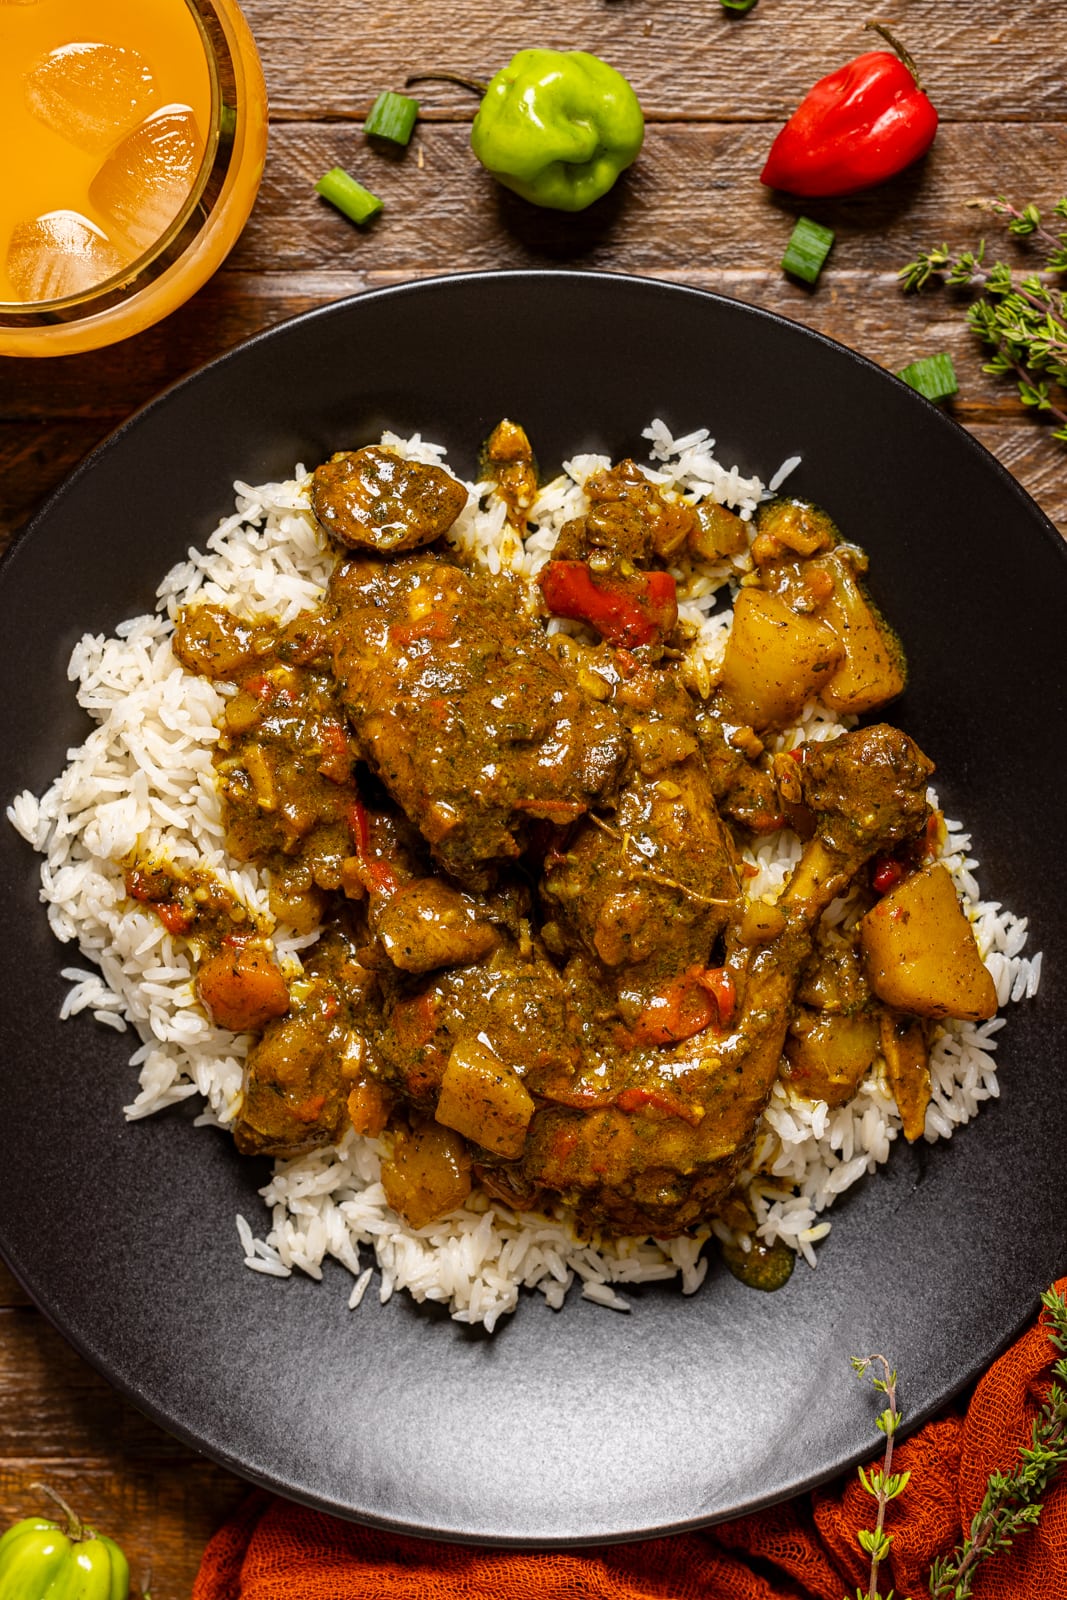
[2,0,1065,1592]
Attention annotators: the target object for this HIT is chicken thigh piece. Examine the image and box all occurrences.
[327,552,629,887]
[512,724,935,1236]
[541,753,740,991]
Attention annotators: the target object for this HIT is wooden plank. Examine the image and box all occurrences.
[3,401,1065,554]
[3,405,1065,542]
[3,272,1065,543]
[0,1307,203,1461]
[0,1306,247,1598]
[242,0,1065,122]
[1,118,1063,406]
[0,7,1062,1587]
[0,1462,247,1600]
[183,120,1067,278]
[0,1262,30,1307]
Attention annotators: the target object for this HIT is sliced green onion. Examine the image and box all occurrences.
[897,353,959,403]
[782,216,835,285]
[315,167,383,226]
[365,90,419,147]
[720,0,758,11]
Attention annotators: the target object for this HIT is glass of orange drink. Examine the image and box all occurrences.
[0,0,268,356]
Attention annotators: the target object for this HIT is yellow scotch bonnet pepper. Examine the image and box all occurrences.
[470,49,644,211]
[0,1488,129,1600]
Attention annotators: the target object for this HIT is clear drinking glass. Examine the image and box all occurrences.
[0,0,268,356]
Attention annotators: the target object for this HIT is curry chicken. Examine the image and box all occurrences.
[132,426,997,1250]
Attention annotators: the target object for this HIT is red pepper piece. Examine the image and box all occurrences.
[695,966,737,1028]
[391,610,454,645]
[242,673,276,702]
[289,1093,328,1124]
[156,901,195,936]
[317,717,353,783]
[125,867,196,935]
[631,975,715,1046]
[922,811,942,860]
[538,560,678,648]
[871,854,906,894]
[760,35,938,198]
[615,1086,704,1126]
[348,796,371,857]
[631,964,735,1046]
[347,798,400,897]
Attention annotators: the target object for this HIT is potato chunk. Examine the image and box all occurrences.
[860,864,998,1020]
[719,587,843,730]
[879,1010,931,1142]
[784,1008,880,1107]
[380,1123,472,1228]
[688,500,749,562]
[817,553,906,715]
[435,1035,535,1158]
[374,878,498,974]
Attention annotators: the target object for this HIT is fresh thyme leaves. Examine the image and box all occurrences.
[850,1354,910,1600]
[926,1285,1067,1600]
[899,196,1067,441]
[846,1288,1067,1600]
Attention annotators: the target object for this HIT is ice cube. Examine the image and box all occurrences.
[6,210,126,301]
[90,104,203,253]
[25,42,157,152]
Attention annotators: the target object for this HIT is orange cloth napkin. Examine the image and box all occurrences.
[193,1278,1067,1600]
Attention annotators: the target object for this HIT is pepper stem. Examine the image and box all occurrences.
[30,1481,85,1542]
[405,71,489,96]
[864,20,924,90]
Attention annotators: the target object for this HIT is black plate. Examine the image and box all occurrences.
[1,271,1065,1545]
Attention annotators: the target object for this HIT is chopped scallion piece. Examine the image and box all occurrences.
[720,0,758,11]
[365,90,419,147]
[896,353,959,403]
[315,167,383,226]
[782,216,835,284]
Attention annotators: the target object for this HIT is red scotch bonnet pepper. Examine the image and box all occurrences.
[760,23,938,198]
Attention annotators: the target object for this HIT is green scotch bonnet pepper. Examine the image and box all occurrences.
[470,49,644,211]
[0,1489,129,1600]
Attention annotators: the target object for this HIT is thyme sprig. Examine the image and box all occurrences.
[926,1285,1067,1599]
[899,196,1067,440]
[850,1354,910,1600]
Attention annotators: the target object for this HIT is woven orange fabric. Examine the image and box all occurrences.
[193,1278,1067,1600]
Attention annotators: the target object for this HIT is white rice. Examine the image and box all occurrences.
[7,420,1041,1328]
